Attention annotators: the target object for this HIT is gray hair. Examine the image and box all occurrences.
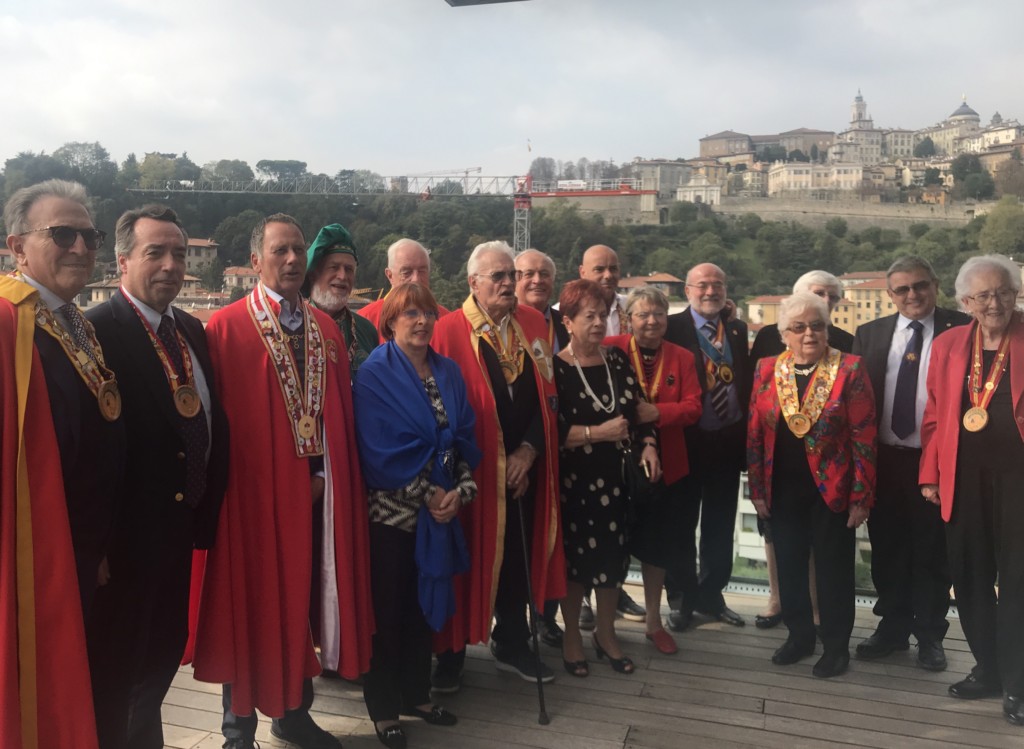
[386,238,430,270]
[792,270,840,296]
[887,255,939,284]
[514,248,556,275]
[625,285,669,315]
[777,291,830,339]
[954,254,1022,301]
[3,179,91,236]
[467,240,515,277]
[114,204,188,258]
[250,213,304,257]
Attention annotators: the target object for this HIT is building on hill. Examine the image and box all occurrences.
[631,159,694,200]
[617,273,684,298]
[185,238,219,273]
[778,128,835,159]
[915,99,982,157]
[699,130,753,158]
[224,266,259,292]
[676,173,722,205]
[837,271,886,289]
[767,161,864,198]
[747,293,857,336]
[845,278,897,326]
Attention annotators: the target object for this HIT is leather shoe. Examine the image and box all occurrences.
[667,610,692,632]
[755,612,783,630]
[1004,694,1024,726]
[772,639,815,666]
[949,673,1002,700]
[375,723,407,749]
[812,650,850,678]
[714,606,746,627]
[539,617,564,648]
[270,711,341,749]
[917,641,947,672]
[617,590,647,622]
[222,740,256,749]
[855,632,909,660]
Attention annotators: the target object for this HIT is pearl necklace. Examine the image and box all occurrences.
[568,343,616,414]
[793,362,818,377]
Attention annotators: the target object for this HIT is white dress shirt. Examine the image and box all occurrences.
[878,312,935,449]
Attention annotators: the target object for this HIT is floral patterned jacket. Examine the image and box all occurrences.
[746,352,877,512]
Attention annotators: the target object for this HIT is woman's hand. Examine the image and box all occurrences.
[640,444,662,483]
[921,484,940,506]
[637,401,660,424]
[847,503,869,529]
[751,498,770,520]
[594,415,629,443]
[428,487,460,523]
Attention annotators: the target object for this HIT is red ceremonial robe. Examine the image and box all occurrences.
[191,293,374,718]
[357,293,449,343]
[0,277,98,749]
[430,298,565,651]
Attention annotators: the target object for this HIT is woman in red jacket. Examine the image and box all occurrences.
[747,292,876,678]
[920,254,1024,726]
[607,286,703,655]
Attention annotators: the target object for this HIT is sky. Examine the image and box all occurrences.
[2,0,1022,179]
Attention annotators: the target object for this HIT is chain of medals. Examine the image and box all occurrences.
[963,320,1012,432]
[121,290,201,418]
[14,272,121,422]
[568,343,616,414]
[774,347,841,438]
[478,317,525,384]
[247,283,325,456]
[629,337,665,402]
[699,318,734,390]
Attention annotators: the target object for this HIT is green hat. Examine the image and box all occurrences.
[306,223,358,272]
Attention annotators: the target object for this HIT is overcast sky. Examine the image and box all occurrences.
[2,0,1021,178]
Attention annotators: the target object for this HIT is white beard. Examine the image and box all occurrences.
[311,285,348,314]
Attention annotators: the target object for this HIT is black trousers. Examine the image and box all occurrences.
[867,445,950,644]
[773,488,855,655]
[491,491,534,653]
[666,423,743,615]
[363,523,433,722]
[222,680,314,741]
[948,465,1024,696]
[87,509,195,749]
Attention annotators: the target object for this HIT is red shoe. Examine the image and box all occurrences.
[645,628,678,655]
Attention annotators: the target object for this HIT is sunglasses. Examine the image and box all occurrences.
[19,225,106,251]
[787,321,827,334]
[888,280,932,297]
[475,270,517,284]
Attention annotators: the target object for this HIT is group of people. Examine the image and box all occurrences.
[2,178,1022,749]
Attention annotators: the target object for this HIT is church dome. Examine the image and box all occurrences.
[949,101,979,120]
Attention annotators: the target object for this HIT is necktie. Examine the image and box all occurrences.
[891,320,924,439]
[158,316,209,506]
[60,303,95,360]
[703,321,730,420]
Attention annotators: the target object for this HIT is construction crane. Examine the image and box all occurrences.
[406,167,482,177]
[513,175,532,253]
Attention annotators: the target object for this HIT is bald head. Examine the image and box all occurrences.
[579,244,620,304]
[385,238,431,289]
[685,263,727,318]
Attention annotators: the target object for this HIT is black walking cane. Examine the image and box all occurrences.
[515,496,551,725]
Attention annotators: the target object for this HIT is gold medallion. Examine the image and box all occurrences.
[718,363,734,384]
[963,406,989,432]
[97,380,122,422]
[788,412,811,437]
[984,381,995,391]
[174,385,202,418]
[297,414,317,440]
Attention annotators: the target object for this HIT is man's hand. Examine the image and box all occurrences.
[506,444,536,500]
[847,503,869,529]
[310,476,325,503]
[921,484,940,506]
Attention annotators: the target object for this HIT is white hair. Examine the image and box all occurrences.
[386,238,430,270]
[954,254,1022,300]
[467,240,515,277]
[777,291,830,340]
[514,248,556,275]
[792,270,841,296]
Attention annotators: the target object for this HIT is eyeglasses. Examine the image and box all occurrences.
[965,288,1017,306]
[686,282,725,292]
[630,310,667,320]
[475,270,517,284]
[889,280,933,297]
[19,225,106,251]
[786,321,828,334]
[400,308,439,321]
[518,269,552,281]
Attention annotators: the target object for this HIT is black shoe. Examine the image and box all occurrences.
[813,650,850,678]
[592,633,635,674]
[949,673,1002,700]
[222,740,258,749]
[855,632,909,660]
[579,596,596,631]
[772,639,815,666]
[374,724,407,749]
[1005,694,1024,726]
[401,704,457,726]
[539,617,564,648]
[917,641,947,672]
[430,663,462,694]
[617,590,647,622]
[492,644,555,683]
[270,711,341,749]
[667,610,692,632]
[755,612,783,630]
[697,606,745,627]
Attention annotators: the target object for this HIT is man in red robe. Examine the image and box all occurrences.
[430,240,564,691]
[0,277,100,749]
[192,214,373,749]
[357,237,448,339]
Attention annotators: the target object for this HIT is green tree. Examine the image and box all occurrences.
[138,153,178,188]
[962,171,995,200]
[53,141,117,194]
[913,136,936,158]
[2,152,72,197]
[951,154,983,183]
[787,149,809,163]
[117,153,141,188]
[213,209,264,266]
[908,223,931,239]
[923,167,942,186]
[757,145,787,163]
[824,217,848,238]
[810,144,820,162]
[528,157,556,181]
[256,160,308,180]
[202,159,255,182]
[979,197,1024,255]
[995,159,1024,199]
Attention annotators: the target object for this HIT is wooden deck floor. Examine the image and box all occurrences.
[163,590,1024,749]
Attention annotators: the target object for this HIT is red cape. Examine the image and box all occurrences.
[191,295,373,718]
[357,294,449,343]
[0,278,98,749]
[430,299,565,651]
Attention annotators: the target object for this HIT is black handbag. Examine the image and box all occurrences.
[619,439,655,505]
